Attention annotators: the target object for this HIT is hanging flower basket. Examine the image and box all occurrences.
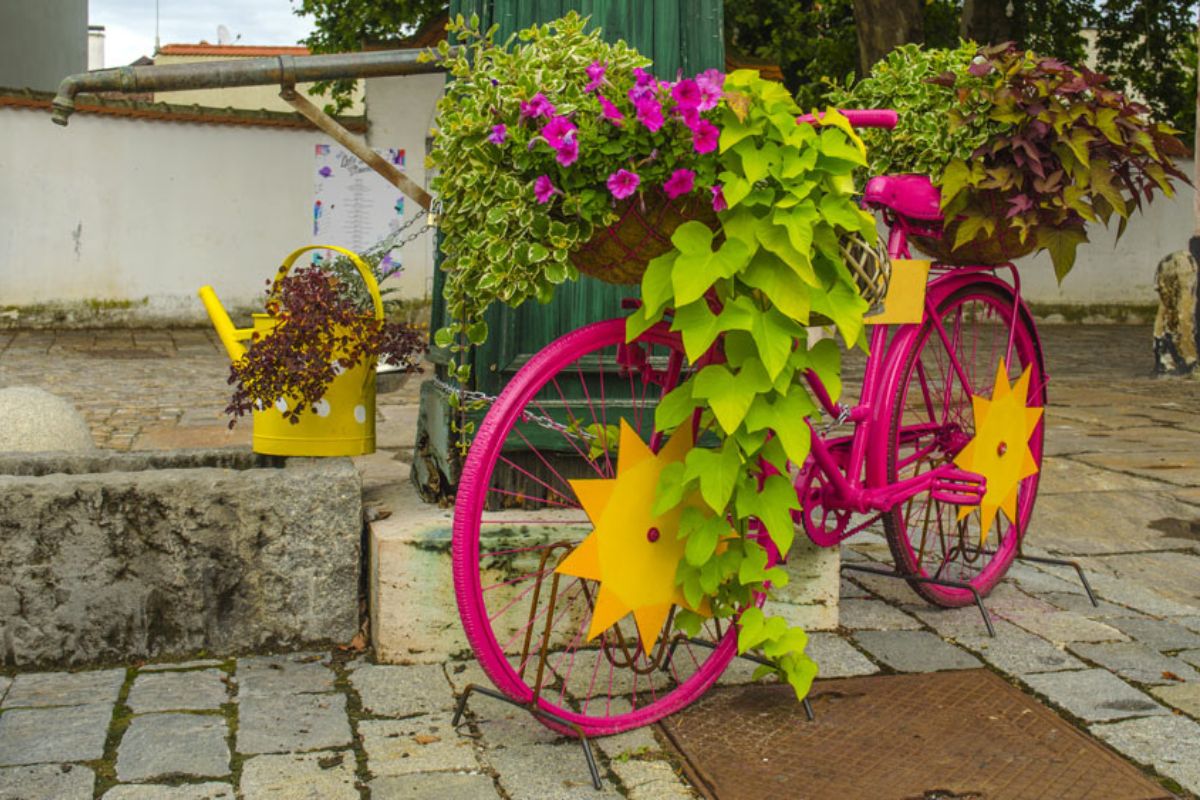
[570,191,719,285]
[910,218,1039,266]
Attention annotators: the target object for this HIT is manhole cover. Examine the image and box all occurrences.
[658,669,1172,800]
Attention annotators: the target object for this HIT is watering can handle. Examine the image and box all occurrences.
[271,245,385,322]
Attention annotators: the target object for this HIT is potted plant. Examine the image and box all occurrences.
[827,41,1189,278]
[200,244,426,457]
[428,13,882,697]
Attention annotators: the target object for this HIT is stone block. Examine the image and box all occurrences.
[486,742,622,799]
[237,654,335,697]
[239,751,359,800]
[0,763,94,800]
[1150,682,1200,717]
[852,631,981,673]
[2,670,125,708]
[126,669,229,712]
[0,703,113,765]
[1152,249,1198,375]
[1090,715,1200,795]
[805,633,879,678]
[610,759,695,800]
[1067,642,1200,685]
[236,692,352,755]
[0,451,361,667]
[955,620,1086,675]
[116,713,229,781]
[0,386,95,452]
[102,785,234,800]
[360,714,479,777]
[350,664,454,718]
[1020,669,1167,722]
[369,772,500,800]
[836,598,921,630]
[1108,617,1200,653]
[771,535,839,631]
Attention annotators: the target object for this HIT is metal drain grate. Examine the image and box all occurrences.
[658,669,1173,800]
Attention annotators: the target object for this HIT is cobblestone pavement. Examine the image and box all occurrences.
[2,324,1200,798]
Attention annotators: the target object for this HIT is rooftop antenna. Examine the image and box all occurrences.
[217,24,233,45]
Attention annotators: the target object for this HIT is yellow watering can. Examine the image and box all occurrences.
[198,244,383,457]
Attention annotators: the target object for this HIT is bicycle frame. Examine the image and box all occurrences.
[796,212,1029,526]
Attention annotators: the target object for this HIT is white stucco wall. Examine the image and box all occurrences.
[363,72,446,301]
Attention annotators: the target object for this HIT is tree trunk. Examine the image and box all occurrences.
[960,0,1017,44]
[851,0,924,75]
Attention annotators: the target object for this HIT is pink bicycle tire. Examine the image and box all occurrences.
[452,318,737,737]
[879,279,1046,607]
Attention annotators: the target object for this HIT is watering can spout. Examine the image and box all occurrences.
[198,285,249,362]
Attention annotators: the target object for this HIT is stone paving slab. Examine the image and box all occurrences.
[954,620,1088,675]
[610,759,696,800]
[1179,649,1200,669]
[0,703,113,765]
[851,630,982,673]
[141,659,226,672]
[1149,682,1200,717]
[236,692,352,755]
[1001,609,1128,644]
[239,751,359,800]
[351,664,455,718]
[125,669,229,712]
[1108,616,1200,653]
[836,597,923,630]
[2,669,125,708]
[1020,669,1168,722]
[0,763,94,800]
[805,632,879,678]
[1068,641,1200,685]
[1038,590,1148,619]
[102,782,235,799]
[116,712,230,781]
[369,772,501,800]
[1089,715,1200,795]
[486,742,623,800]
[236,654,336,697]
[360,713,478,777]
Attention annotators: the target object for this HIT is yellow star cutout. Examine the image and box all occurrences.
[953,359,1043,545]
[555,419,710,654]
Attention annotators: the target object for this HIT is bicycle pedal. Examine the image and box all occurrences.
[930,466,986,506]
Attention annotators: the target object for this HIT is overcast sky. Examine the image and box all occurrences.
[89,0,315,67]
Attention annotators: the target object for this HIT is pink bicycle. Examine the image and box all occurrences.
[450,110,1047,748]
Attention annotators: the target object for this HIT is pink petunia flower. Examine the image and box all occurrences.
[635,98,664,133]
[540,115,577,149]
[696,69,725,111]
[671,79,701,109]
[534,175,558,204]
[607,169,640,200]
[555,136,579,167]
[663,168,696,199]
[633,67,656,87]
[585,61,606,92]
[692,119,719,153]
[488,124,507,145]
[711,184,727,212]
[677,105,700,129]
[520,92,556,120]
[598,95,625,125]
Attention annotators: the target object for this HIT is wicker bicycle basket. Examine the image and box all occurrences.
[836,233,891,317]
[569,191,718,285]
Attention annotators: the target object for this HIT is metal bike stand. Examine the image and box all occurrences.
[451,684,604,791]
[661,637,816,722]
[839,563,997,637]
[1015,549,1100,607]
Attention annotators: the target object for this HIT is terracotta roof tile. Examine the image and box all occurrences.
[0,87,367,132]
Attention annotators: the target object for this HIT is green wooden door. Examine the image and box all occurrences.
[414,0,723,497]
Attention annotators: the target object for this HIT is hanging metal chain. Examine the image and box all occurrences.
[362,200,440,259]
[431,377,600,441]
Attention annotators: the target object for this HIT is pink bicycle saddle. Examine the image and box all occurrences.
[863,174,943,222]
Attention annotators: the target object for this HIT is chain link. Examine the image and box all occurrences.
[431,377,600,441]
[362,200,441,260]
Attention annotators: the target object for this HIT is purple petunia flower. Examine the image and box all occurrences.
[555,136,579,167]
[711,184,728,212]
[585,61,606,92]
[692,119,719,153]
[696,69,725,111]
[540,115,577,149]
[598,95,625,125]
[671,79,701,109]
[520,92,556,120]
[677,105,700,129]
[607,169,640,200]
[633,67,656,87]
[488,124,507,145]
[534,175,558,204]
[663,168,696,199]
[635,98,664,133]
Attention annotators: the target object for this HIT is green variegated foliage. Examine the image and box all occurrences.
[830,41,1188,279]
[628,70,877,700]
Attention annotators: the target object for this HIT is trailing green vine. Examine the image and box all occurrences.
[629,70,877,698]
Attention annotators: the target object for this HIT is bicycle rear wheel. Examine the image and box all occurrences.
[880,279,1045,607]
[452,318,736,736]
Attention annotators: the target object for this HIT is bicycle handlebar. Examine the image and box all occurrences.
[796,109,898,130]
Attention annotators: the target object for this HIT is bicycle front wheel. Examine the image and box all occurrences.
[880,279,1046,607]
[452,318,736,736]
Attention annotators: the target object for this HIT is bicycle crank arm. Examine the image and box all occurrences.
[862,464,986,512]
